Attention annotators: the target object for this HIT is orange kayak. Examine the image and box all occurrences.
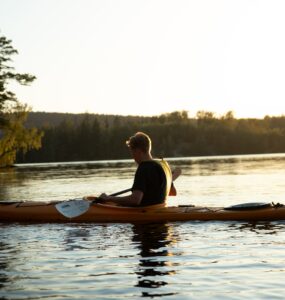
[0,201,285,223]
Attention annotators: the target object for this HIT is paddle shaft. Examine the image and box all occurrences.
[92,188,132,204]
[110,188,132,197]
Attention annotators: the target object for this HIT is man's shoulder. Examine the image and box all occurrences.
[140,160,164,167]
[138,160,168,174]
[139,160,157,169]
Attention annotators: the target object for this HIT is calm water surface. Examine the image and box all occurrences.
[1,154,285,299]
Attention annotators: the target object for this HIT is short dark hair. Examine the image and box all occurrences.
[126,132,152,153]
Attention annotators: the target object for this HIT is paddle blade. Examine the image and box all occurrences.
[172,168,182,181]
[55,199,90,218]
[169,183,177,196]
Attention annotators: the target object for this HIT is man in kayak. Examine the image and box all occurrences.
[99,132,178,206]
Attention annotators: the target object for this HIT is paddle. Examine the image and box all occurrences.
[55,188,131,218]
[55,168,182,218]
[170,167,181,196]
[172,167,182,181]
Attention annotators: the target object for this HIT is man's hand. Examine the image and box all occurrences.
[98,193,109,200]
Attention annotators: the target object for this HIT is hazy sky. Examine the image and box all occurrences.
[1,0,285,118]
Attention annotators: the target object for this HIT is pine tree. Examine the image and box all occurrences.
[0,34,43,167]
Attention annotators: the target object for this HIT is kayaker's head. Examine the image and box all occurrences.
[126,132,152,163]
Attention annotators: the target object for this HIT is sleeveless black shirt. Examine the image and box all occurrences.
[132,160,171,206]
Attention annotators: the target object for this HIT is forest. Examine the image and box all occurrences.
[16,110,285,163]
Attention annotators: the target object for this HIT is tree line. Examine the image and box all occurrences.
[17,110,285,163]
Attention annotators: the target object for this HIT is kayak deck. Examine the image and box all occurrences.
[0,201,285,223]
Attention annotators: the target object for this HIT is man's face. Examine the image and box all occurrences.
[129,147,141,164]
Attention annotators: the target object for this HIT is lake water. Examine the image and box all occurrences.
[1,154,285,299]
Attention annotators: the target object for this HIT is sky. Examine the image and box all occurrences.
[1,0,285,118]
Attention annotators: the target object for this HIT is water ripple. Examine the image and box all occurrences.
[1,155,285,299]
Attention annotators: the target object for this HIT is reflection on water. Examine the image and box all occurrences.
[0,240,11,290]
[63,226,93,251]
[0,223,181,299]
[229,221,285,235]
[170,153,285,177]
[1,221,285,299]
[0,160,137,202]
[132,223,180,297]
